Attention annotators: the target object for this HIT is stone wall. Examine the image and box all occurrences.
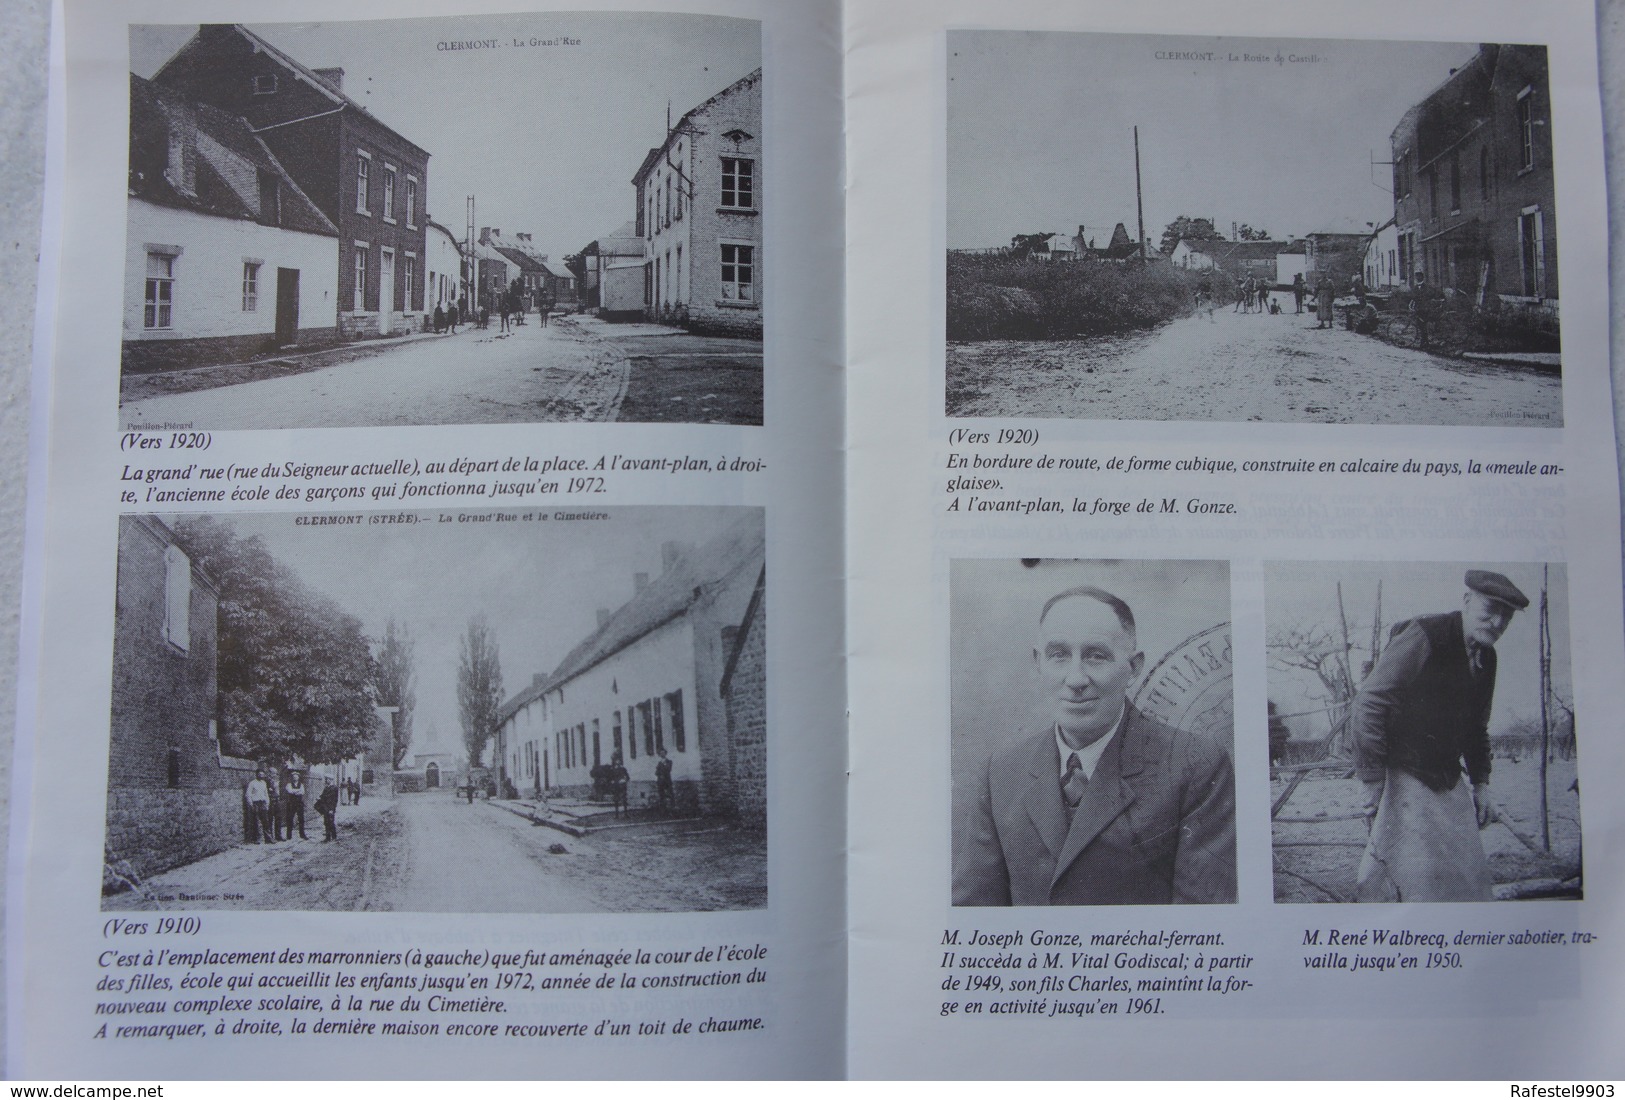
[721,578,766,830]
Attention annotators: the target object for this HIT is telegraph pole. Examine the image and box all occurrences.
[1134,126,1146,262]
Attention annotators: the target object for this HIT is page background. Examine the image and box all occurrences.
[846,0,1625,1078]
[9,0,845,1078]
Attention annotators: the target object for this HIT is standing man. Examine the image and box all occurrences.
[1352,570,1528,902]
[608,752,630,816]
[1292,272,1307,314]
[283,770,308,841]
[245,769,273,844]
[1314,272,1337,329]
[953,586,1237,906]
[314,779,340,842]
[655,750,674,811]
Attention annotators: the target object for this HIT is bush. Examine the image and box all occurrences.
[947,252,1195,341]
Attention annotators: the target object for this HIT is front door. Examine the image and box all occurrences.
[379,249,395,335]
[275,268,299,345]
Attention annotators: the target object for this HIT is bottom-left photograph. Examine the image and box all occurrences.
[101,505,767,914]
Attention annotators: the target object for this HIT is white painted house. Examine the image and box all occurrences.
[123,74,338,374]
[493,512,766,816]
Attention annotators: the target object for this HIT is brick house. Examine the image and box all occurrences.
[122,74,339,374]
[1390,44,1557,310]
[153,24,433,338]
[632,68,763,336]
[492,511,765,816]
[104,517,257,889]
[718,565,766,829]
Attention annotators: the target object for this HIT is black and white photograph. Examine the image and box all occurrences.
[120,14,764,429]
[950,558,1236,906]
[1265,560,1579,903]
[947,31,1562,426]
[102,506,767,913]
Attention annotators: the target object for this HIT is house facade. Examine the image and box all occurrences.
[632,68,763,336]
[492,513,766,817]
[579,222,646,317]
[153,24,433,338]
[1390,44,1557,308]
[105,516,256,888]
[424,220,464,314]
[123,75,339,374]
[1364,217,1402,290]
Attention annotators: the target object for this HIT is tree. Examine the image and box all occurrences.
[373,618,416,768]
[1158,216,1224,255]
[1236,224,1273,241]
[1009,232,1054,259]
[456,614,504,771]
[173,518,378,766]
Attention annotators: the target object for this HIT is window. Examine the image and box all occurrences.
[640,701,654,756]
[355,153,370,214]
[720,244,754,302]
[163,543,190,651]
[664,176,672,228]
[675,244,683,302]
[354,245,368,308]
[383,167,397,221]
[251,74,277,95]
[721,157,754,208]
[628,707,638,759]
[592,719,601,767]
[613,711,623,758]
[667,691,685,752]
[1426,168,1437,217]
[653,699,664,754]
[404,255,416,309]
[406,177,418,227]
[1518,89,1535,169]
[1449,152,1461,212]
[1519,208,1546,297]
[144,252,175,329]
[241,261,260,312]
[1393,152,1409,199]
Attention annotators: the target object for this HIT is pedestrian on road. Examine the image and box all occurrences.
[1233,277,1246,313]
[315,779,339,842]
[499,299,511,333]
[283,770,308,840]
[433,304,445,334]
[609,753,630,816]
[1351,272,1368,308]
[245,769,273,844]
[448,302,460,334]
[1292,272,1306,314]
[538,295,552,327]
[1256,280,1269,315]
[656,750,674,811]
[267,771,284,841]
[1315,273,1337,329]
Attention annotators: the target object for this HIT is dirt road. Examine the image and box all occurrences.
[947,302,1562,426]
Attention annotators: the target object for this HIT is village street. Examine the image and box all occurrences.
[103,792,767,914]
[118,315,763,430]
[947,295,1563,427]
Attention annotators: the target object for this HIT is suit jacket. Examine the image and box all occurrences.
[953,706,1237,906]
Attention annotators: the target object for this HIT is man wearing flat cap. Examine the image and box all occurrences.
[1352,570,1529,901]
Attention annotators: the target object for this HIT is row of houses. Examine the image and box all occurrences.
[491,514,767,826]
[574,68,764,338]
[121,24,580,375]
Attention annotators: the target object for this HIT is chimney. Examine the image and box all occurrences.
[634,572,649,592]
[163,101,199,198]
[313,67,345,93]
[596,609,611,628]
[661,540,691,571]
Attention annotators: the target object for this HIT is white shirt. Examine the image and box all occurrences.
[245,779,269,805]
[1055,706,1127,783]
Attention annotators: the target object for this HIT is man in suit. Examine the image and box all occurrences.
[953,586,1237,906]
[1352,570,1528,902]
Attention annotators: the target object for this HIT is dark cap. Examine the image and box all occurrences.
[1465,570,1529,610]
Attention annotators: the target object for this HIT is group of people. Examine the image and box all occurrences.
[1232,274,1278,315]
[430,300,463,335]
[242,768,344,844]
[585,748,676,816]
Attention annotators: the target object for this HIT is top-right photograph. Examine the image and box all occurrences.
[946,31,1562,427]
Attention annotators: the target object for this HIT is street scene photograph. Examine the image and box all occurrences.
[947,31,1562,426]
[102,506,767,913]
[1265,560,1579,903]
[120,14,763,429]
[949,558,1236,907]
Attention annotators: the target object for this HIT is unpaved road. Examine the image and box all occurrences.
[948,301,1562,426]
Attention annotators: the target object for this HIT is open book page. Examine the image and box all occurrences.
[846,0,1625,1078]
[9,0,845,1078]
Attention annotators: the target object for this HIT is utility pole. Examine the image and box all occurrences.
[465,195,476,309]
[1134,126,1146,262]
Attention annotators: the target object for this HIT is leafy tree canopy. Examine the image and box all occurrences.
[373,618,416,769]
[457,614,505,771]
[1159,216,1224,254]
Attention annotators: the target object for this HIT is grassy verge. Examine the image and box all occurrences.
[948,252,1195,341]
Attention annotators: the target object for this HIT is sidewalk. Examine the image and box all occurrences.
[120,327,472,405]
[488,794,709,838]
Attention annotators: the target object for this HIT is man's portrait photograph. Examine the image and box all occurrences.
[950,558,1237,907]
[1266,561,1581,903]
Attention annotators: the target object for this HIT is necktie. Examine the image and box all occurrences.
[1062,752,1089,820]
